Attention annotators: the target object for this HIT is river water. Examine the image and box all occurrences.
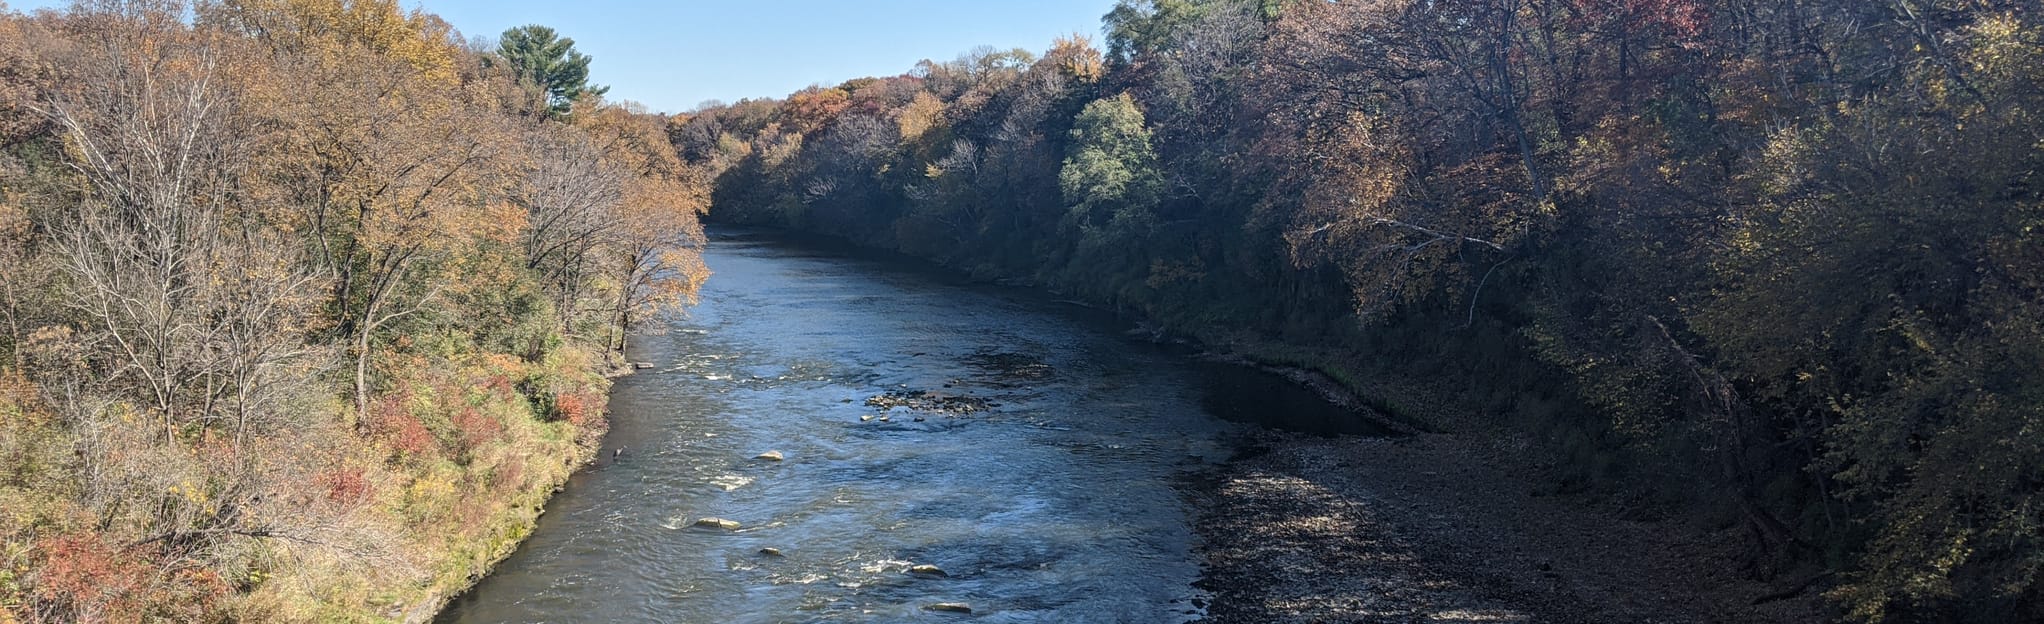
[438,231,1372,623]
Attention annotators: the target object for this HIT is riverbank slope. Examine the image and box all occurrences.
[1194,430,1832,623]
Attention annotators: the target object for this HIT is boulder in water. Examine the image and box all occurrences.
[755,450,784,461]
[924,603,973,614]
[909,564,948,577]
[693,517,741,530]
[758,547,783,557]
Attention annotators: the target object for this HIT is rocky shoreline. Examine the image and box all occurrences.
[1190,428,1834,623]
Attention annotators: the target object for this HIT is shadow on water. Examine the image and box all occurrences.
[1192,362,1397,438]
[717,227,1400,440]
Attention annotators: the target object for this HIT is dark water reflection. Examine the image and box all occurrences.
[438,231,1377,623]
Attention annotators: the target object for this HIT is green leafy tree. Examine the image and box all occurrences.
[496,24,608,117]
[1059,93,1160,243]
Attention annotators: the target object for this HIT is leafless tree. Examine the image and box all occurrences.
[514,125,626,336]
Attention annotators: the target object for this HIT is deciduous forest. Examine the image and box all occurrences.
[0,0,706,620]
[685,0,2043,621]
[2,0,2041,622]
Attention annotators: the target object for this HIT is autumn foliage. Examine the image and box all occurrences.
[0,0,705,621]
[690,1,2044,621]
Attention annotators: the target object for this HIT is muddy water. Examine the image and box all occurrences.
[438,231,1379,623]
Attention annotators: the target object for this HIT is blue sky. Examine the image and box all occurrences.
[4,0,1120,113]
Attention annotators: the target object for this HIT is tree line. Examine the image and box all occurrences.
[0,0,705,620]
[685,0,2042,621]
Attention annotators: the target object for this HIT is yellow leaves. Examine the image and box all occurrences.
[759,128,804,170]
[477,202,528,245]
[1958,12,2044,102]
[714,131,752,162]
[578,99,688,179]
[223,0,459,83]
[1048,34,1104,82]
[167,480,209,505]
[403,469,456,509]
[897,91,945,144]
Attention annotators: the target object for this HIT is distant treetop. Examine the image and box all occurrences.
[496,24,608,117]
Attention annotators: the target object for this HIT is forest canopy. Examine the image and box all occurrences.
[683,1,2044,621]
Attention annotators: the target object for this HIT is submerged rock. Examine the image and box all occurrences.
[863,389,992,414]
[909,564,948,577]
[633,362,655,370]
[755,450,784,461]
[924,603,973,614]
[758,547,783,557]
[693,517,741,530]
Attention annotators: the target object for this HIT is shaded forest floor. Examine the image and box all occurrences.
[1190,429,1834,623]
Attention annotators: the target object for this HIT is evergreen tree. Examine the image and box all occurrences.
[496,24,607,117]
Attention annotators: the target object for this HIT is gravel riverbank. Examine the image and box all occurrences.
[1192,429,1833,623]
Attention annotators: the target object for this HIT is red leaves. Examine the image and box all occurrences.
[33,533,150,624]
[367,392,435,461]
[449,407,503,457]
[30,532,228,623]
[316,465,371,505]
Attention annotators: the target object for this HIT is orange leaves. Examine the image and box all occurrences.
[476,201,530,245]
[216,0,459,83]
[551,392,596,428]
[1047,34,1104,82]
[783,86,851,134]
[30,531,230,624]
[579,100,688,180]
[32,532,152,624]
[558,99,711,343]
[314,464,371,505]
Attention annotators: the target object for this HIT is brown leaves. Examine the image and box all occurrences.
[782,86,851,134]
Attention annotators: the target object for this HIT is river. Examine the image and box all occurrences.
[437,230,1377,623]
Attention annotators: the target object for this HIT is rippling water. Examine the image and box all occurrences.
[439,231,1368,623]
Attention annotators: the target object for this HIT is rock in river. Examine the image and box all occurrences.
[755,450,784,461]
[693,517,741,530]
[758,548,783,557]
[909,564,948,577]
[924,603,973,614]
